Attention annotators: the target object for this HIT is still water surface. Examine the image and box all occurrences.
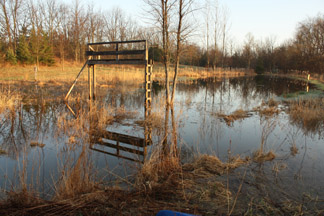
[0,75,323,204]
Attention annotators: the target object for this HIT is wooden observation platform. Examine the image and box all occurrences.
[65,40,152,105]
[65,40,153,162]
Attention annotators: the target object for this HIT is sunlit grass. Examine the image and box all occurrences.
[287,98,324,133]
[213,109,251,126]
[0,90,20,113]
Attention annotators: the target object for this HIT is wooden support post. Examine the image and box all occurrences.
[145,40,148,63]
[86,64,96,100]
[117,141,120,156]
[92,65,96,100]
[88,65,92,100]
[116,43,119,62]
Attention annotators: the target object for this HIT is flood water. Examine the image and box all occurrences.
[0,75,323,208]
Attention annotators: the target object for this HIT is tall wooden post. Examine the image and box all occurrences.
[92,64,96,100]
[116,43,119,62]
[88,64,92,100]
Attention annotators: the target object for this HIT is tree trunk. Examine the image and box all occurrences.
[162,0,170,105]
[171,0,183,105]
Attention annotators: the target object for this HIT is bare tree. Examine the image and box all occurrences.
[243,33,255,69]
[86,3,98,43]
[11,0,23,52]
[70,0,87,63]
[171,0,194,104]
[105,7,125,42]
[212,0,220,70]
[204,0,211,68]
[0,0,23,51]
[57,2,69,70]
[0,0,12,48]
[295,15,324,73]
[41,0,59,47]
[220,5,230,68]
[143,0,176,104]
[28,0,43,68]
[265,36,276,72]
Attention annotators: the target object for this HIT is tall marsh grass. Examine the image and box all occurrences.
[0,90,20,113]
[288,98,324,133]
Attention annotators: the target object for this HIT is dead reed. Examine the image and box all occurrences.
[0,148,7,155]
[252,150,276,163]
[30,141,46,148]
[0,90,20,113]
[287,97,324,133]
[253,98,280,117]
[214,109,250,126]
[183,154,249,177]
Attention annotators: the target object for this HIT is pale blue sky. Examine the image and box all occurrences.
[87,0,324,46]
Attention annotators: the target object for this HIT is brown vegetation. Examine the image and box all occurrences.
[0,148,7,155]
[30,142,46,148]
[290,144,299,156]
[215,109,251,126]
[183,154,249,177]
[252,150,276,163]
[287,98,324,133]
[0,90,20,113]
[0,151,251,215]
[253,98,280,117]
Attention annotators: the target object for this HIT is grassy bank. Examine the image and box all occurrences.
[0,63,254,83]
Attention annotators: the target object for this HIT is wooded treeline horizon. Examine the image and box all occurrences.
[1,0,323,75]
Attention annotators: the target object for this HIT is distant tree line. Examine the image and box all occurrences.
[202,15,324,75]
[0,0,154,67]
[0,0,323,75]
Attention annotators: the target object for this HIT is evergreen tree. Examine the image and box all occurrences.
[5,48,17,65]
[0,39,5,64]
[29,28,40,66]
[39,32,55,66]
[16,34,32,64]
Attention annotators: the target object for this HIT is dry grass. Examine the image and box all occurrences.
[257,107,280,116]
[0,90,20,113]
[252,150,276,163]
[135,139,181,194]
[183,154,249,177]
[1,151,319,215]
[215,109,250,126]
[0,148,7,155]
[30,141,46,148]
[287,98,324,133]
[253,98,280,117]
[153,65,254,80]
[290,144,299,156]
[0,63,253,86]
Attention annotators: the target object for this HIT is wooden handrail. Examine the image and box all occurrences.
[87,40,146,46]
[85,50,146,56]
[88,59,147,65]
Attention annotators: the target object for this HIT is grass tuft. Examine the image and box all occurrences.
[252,150,276,163]
[0,148,7,155]
[215,109,251,126]
[0,91,20,113]
[30,142,46,148]
[287,98,324,133]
